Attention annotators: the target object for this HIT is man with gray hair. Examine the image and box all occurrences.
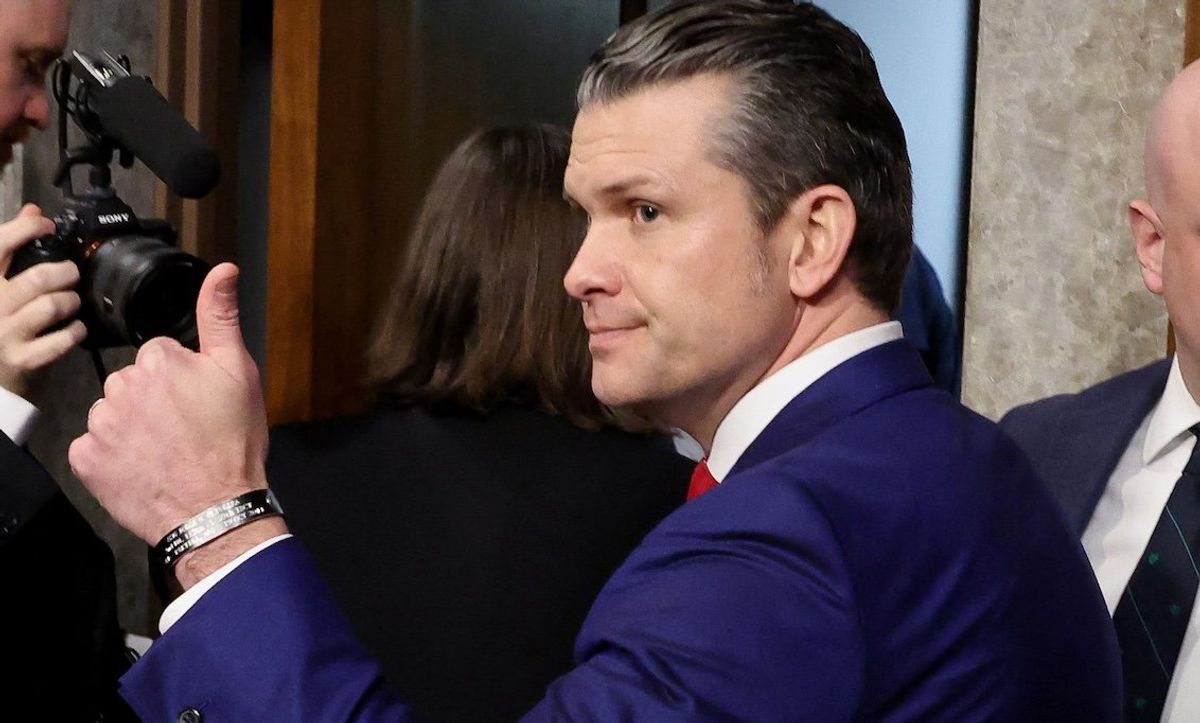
[72,2,1120,720]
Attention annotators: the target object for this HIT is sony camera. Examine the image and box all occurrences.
[8,192,208,349]
[7,50,219,349]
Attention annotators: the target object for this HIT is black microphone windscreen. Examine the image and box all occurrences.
[87,76,220,199]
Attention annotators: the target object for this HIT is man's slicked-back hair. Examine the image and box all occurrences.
[578,0,913,313]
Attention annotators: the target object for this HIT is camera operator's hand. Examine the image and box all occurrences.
[69,263,287,589]
[0,204,86,398]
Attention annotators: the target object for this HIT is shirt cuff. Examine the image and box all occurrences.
[158,533,293,634]
[0,386,39,446]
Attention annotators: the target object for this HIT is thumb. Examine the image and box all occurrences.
[196,262,249,373]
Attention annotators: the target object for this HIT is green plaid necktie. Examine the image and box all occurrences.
[1112,423,1200,720]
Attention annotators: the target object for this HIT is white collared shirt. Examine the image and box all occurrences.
[0,385,39,446]
[706,321,903,481]
[1082,356,1200,722]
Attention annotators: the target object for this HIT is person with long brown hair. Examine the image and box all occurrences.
[265,124,691,722]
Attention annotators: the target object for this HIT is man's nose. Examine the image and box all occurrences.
[564,225,622,301]
[25,87,50,130]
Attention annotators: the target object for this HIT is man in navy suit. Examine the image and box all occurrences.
[1001,62,1200,722]
[70,2,1120,720]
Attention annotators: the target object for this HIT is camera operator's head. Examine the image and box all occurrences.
[0,0,68,167]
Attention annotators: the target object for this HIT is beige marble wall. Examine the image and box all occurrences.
[962,0,1185,419]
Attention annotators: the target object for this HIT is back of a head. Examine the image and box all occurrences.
[578,0,914,313]
[369,125,611,427]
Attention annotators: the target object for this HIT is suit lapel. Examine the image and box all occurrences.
[1049,361,1171,534]
[729,340,933,478]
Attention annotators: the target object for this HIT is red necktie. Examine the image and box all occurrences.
[687,459,719,501]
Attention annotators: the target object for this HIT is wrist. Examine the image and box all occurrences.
[173,515,290,590]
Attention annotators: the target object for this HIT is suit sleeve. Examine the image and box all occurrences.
[120,538,417,722]
[119,482,860,723]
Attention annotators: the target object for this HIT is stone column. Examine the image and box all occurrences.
[962,0,1184,419]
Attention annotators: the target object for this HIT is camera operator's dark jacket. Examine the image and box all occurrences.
[0,436,137,722]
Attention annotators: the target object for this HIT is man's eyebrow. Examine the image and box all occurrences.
[564,174,667,205]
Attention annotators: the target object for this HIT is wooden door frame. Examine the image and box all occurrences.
[154,0,240,262]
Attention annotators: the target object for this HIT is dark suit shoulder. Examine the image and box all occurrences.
[1001,358,1169,431]
[998,358,1170,532]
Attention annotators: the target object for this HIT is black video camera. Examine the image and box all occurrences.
[6,50,219,349]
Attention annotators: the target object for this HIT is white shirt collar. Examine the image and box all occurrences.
[1143,356,1200,465]
[706,321,904,481]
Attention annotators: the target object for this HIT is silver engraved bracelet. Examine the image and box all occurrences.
[154,489,285,570]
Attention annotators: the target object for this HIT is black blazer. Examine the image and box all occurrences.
[267,403,692,722]
[999,358,1171,534]
[0,437,134,722]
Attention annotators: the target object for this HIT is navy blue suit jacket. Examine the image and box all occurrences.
[121,341,1121,721]
[999,359,1171,535]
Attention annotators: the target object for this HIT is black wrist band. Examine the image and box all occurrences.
[154,489,284,570]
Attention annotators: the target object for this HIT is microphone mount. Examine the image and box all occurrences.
[51,51,139,197]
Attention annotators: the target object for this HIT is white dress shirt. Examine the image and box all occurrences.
[0,385,39,446]
[1081,356,1200,722]
[159,321,904,632]
[707,321,903,481]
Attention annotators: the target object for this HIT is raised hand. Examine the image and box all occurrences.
[0,204,86,397]
[69,263,286,588]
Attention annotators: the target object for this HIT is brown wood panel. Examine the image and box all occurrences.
[182,0,240,262]
[266,0,321,423]
[153,0,239,262]
[308,2,377,419]
[1187,0,1200,65]
[153,0,186,228]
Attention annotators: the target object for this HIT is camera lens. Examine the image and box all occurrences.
[85,235,209,348]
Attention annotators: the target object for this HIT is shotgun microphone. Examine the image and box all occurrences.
[70,50,220,199]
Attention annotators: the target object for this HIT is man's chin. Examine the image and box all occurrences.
[592,374,663,418]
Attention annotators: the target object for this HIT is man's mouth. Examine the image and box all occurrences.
[586,324,642,350]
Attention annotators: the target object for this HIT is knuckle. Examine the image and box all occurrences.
[40,293,66,320]
[116,363,146,389]
[67,436,91,477]
[102,372,123,400]
[89,405,117,437]
[135,338,168,365]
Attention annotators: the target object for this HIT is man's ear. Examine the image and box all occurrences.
[783,184,856,300]
[1130,199,1165,296]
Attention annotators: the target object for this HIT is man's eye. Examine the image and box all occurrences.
[634,204,660,223]
[22,59,47,84]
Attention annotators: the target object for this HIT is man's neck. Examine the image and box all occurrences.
[1176,346,1200,407]
[678,296,889,452]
